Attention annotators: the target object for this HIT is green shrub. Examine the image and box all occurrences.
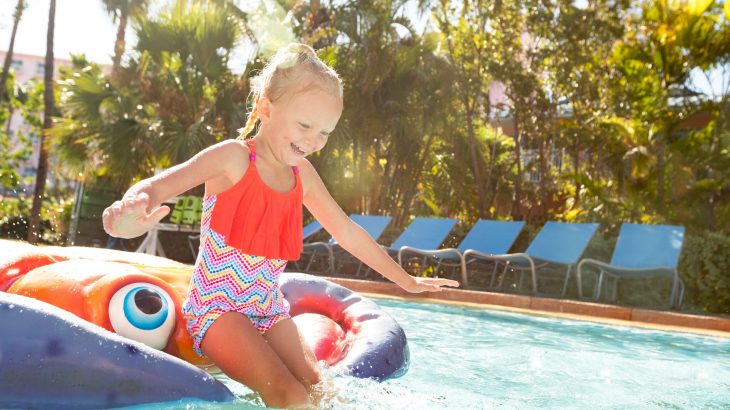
[577,229,730,313]
[679,230,730,314]
[0,195,73,245]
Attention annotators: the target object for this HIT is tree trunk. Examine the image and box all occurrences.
[28,0,55,244]
[379,137,397,213]
[573,132,581,209]
[513,114,523,219]
[358,134,368,213]
[4,107,13,134]
[485,140,497,215]
[399,133,436,225]
[112,10,129,79]
[538,137,548,209]
[0,0,25,103]
[655,136,665,213]
[465,107,489,218]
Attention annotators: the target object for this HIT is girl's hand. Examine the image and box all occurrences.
[102,193,170,239]
[401,277,460,293]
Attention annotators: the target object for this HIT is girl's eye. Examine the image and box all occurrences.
[108,283,176,350]
[299,122,310,129]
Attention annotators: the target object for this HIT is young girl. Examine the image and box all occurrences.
[102,43,459,408]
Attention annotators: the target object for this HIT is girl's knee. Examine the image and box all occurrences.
[302,366,321,387]
[263,379,309,408]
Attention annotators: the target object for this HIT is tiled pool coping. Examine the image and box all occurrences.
[326,277,730,338]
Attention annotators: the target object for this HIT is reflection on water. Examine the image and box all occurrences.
[124,297,730,409]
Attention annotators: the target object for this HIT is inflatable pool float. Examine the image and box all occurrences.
[0,292,234,409]
[0,239,409,407]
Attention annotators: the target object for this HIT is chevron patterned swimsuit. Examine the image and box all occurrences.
[182,139,303,357]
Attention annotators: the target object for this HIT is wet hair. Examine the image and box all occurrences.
[237,43,343,140]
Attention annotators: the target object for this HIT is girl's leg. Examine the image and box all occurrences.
[263,318,321,390]
[200,312,309,408]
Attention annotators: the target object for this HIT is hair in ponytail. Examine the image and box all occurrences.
[236,97,260,140]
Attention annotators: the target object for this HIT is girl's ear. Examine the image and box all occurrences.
[258,97,272,124]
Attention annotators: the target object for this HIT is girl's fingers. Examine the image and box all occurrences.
[145,205,170,224]
[121,199,135,210]
[422,278,460,288]
[408,278,460,293]
[439,279,460,287]
[134,195,150,211]
[102,209,112,233]
[117,196,148,218]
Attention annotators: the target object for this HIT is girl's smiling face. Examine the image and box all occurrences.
[259,86,343,167]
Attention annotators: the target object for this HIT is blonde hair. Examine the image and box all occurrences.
[237,43,343,140]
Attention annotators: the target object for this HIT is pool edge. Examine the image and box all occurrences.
[325,277,730,338]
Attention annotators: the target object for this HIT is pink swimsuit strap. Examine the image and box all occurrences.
[246,139,299,174]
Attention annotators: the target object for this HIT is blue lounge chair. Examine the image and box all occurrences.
[576,223,685,309]
[297,214,392,274]
[397,220,525,287]
[302,219,323,241]
[463,221,599,296]
[390,217,458,276]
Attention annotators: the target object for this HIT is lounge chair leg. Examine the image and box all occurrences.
[459,256,469,288]
[577,269,584,299]
[676,279,685,309]
[560,266,571,297]
[434,260,443,278]
[670,276,679,309]
[497,265,509,290]
[305,252,316,273]
[610,276,619,302]
[594,271,605,300]
[327,257,335,276]
[488,263,499,289]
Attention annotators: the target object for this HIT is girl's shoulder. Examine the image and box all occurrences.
[195,139,252,196]
[206,139,251,167]
[213,138,250,154]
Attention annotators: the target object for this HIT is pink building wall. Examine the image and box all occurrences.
[1,51,72,194]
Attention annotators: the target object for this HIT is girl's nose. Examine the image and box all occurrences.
[302,133,318,149]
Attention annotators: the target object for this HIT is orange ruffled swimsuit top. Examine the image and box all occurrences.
[208,139,303,261]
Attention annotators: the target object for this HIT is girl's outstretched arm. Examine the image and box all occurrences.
[299,160,459,293]
[103,140,249,239]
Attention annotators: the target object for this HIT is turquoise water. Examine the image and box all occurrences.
[131,297,730,409]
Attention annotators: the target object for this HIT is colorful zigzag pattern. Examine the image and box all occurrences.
[182,194,290,356]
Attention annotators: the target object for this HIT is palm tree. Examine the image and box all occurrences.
[307,0,455,223]
[52,1,243,191]
[0,0,26,103]
[102,0,150,78]
[27,0,56,244]
[432,0,496,218]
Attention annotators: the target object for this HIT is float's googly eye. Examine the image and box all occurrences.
[109,283,175,350]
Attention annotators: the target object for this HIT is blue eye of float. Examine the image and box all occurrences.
[123,287,168,330]
[109,283,176,350]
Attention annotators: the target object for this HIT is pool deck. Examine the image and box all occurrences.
[326,277,730,338]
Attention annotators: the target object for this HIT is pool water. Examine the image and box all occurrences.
[130,297,730,409]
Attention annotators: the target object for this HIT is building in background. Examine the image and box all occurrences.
[0,50,72,196]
